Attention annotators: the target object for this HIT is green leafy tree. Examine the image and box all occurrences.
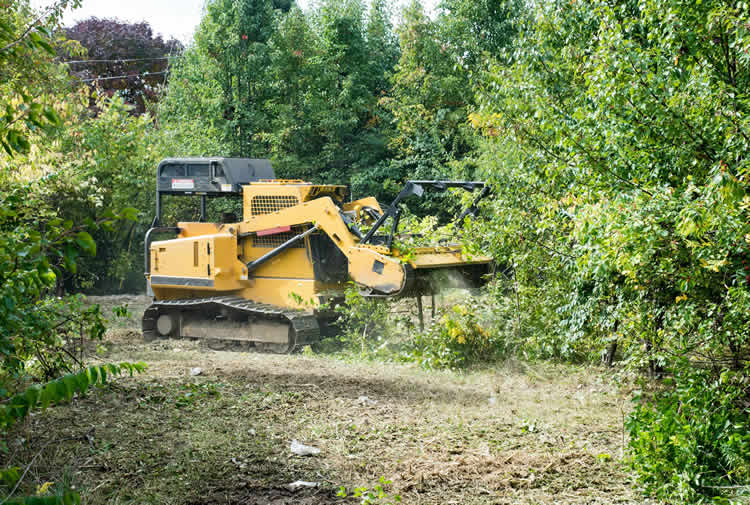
[471,0,750,499]
[436,0,520,62]
[0,0,81,155]
[156,46,232,157]
[193,0,277,156]
[378,0,520,214]
[388,0,474,180]
[285,0,395,184]
[257,0,398,185]
[57,94,161,292]
[2,89,162,293]
[162,0,398,188]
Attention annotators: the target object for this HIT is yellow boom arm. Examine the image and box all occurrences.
[237,196,407,294]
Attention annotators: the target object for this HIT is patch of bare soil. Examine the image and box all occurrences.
[5,295,651,505]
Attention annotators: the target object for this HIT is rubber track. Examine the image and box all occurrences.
[142,296,320,351]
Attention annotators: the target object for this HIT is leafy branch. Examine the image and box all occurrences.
[0,362,147,431]
[0,0,78,55]
[0,362,146,504]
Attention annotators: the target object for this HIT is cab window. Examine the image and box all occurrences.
[160,164,185,177]
[187,164,209,177]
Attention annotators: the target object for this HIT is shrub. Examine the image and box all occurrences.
[626,368,750,503]
[403,301,509,369]
[329,286,399,357]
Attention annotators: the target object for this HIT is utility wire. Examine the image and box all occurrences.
[77,71,169,82]
[64,56,182,64]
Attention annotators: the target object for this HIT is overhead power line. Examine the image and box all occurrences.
[65,56,182,64]
[77,71,169,82]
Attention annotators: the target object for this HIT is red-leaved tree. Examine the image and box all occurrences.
[64,18,182,113]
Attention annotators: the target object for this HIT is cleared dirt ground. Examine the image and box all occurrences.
[11,295,651,505]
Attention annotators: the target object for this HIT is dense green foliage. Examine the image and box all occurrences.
[1,90,160,293]
[470,0,750,500]
[1,4,148,503]
[0,0,76,155]
[627,369,750,502]
[0,181,133,381]
[161,0,400,195]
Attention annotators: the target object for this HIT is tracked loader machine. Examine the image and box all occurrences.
[142,157,493,352]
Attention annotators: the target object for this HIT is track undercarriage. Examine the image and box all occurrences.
[141,296,322,353]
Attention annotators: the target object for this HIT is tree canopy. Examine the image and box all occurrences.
[64,17,182,113]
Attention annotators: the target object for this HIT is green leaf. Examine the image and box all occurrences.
[37,39,55,56]
[88,365,99,384]
[24,385,41,409]
[74,231,96,256]
[42,107,61,126]
[119,207,139,221]
[62,375,78,400]
[55,379,70,402]
[39,385,53,410]
[73,370,90,394]
[0,137,12,156]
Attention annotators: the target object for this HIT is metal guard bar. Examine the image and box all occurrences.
[246,225,319,273]
[360,179,490,247]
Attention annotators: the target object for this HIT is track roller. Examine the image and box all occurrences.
[141,296,320,354]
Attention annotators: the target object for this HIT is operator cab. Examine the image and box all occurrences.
[153,158,276,226]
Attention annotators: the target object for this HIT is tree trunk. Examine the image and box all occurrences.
[603,340,618,367]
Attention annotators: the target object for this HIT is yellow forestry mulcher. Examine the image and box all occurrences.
[142,157,493,352]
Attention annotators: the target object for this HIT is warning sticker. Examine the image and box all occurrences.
[221,184,233,192]
[172,178,194,190]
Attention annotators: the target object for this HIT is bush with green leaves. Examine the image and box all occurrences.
[403,299,510,370]
[1,4,149,503]
[626,368,750,503]
[469,0,750,500]
[0,182,137,381]
[0,173,142,505]
[331,286,398,357]
[0,179,143,505]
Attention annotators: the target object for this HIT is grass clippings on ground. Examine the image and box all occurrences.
[3,295,651,505]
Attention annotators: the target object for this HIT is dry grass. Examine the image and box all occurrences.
[3,295,652,505]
